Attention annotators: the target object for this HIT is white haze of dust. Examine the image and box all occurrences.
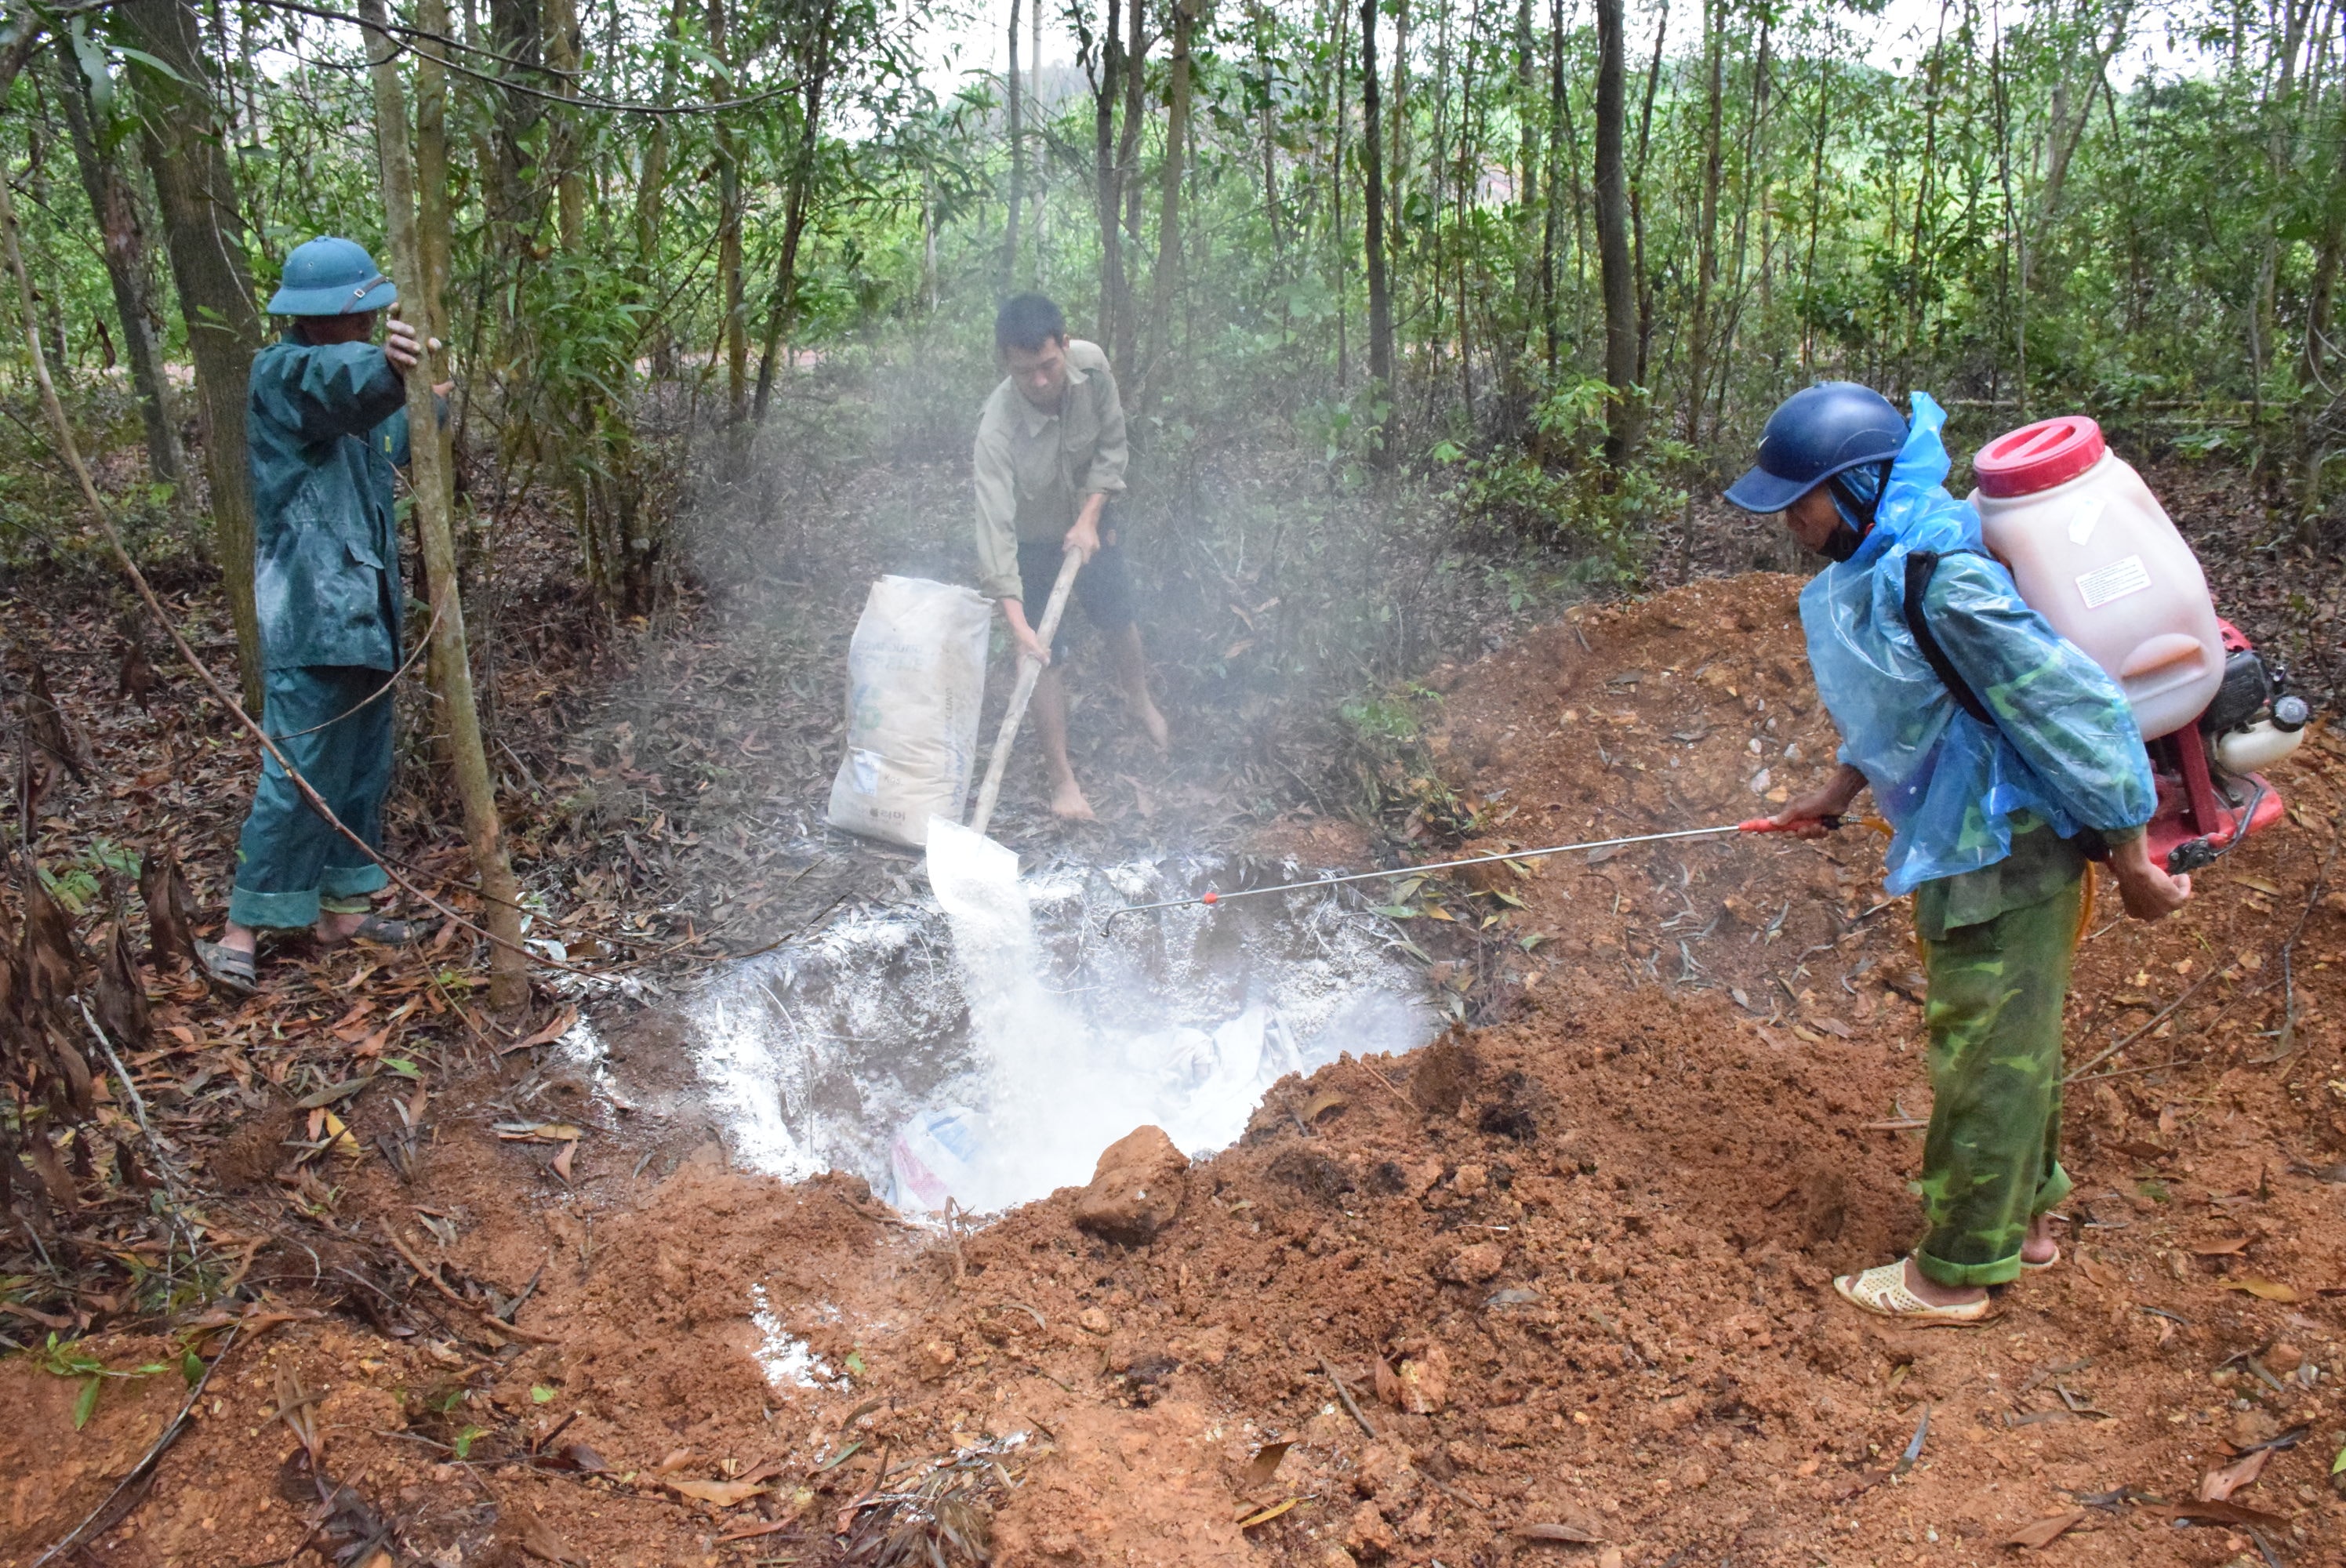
[921,817,1297,1212]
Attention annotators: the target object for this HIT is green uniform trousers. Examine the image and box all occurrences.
[227,665,394,931]
[1911,873,2083,1287]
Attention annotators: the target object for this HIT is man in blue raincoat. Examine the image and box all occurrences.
[1723,383,2192,1324]
[195,237,440,994]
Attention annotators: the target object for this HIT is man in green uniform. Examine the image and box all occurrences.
[1725,383,2192,1323]
[972,292,1168,821]
[195,237,437,994]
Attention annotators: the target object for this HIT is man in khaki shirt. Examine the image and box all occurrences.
[974,293,1168,819]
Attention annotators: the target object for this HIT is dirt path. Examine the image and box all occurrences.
[5,576,2344,1568]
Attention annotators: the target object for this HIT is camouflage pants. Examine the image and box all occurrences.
[1911,874,2083,1287]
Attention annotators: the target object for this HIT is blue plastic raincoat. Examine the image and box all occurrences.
[1799,393,2155,895]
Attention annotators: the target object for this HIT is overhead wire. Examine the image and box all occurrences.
[233,0,803,114]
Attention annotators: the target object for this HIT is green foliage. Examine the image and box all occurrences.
[32,1334,168,1430]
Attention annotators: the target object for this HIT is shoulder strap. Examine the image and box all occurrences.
[1901,548,1996,726]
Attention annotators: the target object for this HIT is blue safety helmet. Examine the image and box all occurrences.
[1722,382,1908,514]
[267,236,397,317]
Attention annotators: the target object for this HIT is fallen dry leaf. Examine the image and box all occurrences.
[2199,1446,2272,1502]
[495,1122,585,1143]
[500,1004,581,1055]
[1236,1497,1298,1529]
[1302,1089,1349,1123]
[1243,1439,1291,1487]
[321,1109,361,1162]
[2075,1254,2123,1289]
[2002,1509,2087,1548]
[1515,1519,1605,1542]
[508,1504,587,1565]
[666,1477,767,1507]
[550,1140,577,1181]
[2146,1499,2289,1530]
[2219,1279,2303,1303]
[2190,1236,2253,1257]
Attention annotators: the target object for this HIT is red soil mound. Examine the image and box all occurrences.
[6,577,2344,1567]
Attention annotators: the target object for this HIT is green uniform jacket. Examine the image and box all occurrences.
[248,336,412,672]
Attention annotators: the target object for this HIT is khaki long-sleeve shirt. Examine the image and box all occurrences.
[971,338,1128,601]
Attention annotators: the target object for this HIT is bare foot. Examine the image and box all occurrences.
[1900,1258,1988,1309]
[2021,1213,2062,1266]
[316,909,368,945]
[1050,777,1097,821]
[220,921,260,959]
[1137,700,1169,753]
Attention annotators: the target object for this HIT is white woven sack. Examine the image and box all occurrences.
[826,575,993,847]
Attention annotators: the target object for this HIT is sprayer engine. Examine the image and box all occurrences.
[2144,619,2308,873]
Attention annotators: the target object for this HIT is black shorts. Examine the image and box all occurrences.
[1017,517,1136,661]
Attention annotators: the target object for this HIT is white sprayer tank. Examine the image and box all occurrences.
[1966,416,2224,741]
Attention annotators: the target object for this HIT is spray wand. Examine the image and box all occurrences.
[1107,815,1843,918]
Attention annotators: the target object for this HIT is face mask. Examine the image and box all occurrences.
[1815,469,1882,562]
[1818,519,1867,562]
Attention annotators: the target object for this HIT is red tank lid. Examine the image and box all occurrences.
[1973,415,2104,498]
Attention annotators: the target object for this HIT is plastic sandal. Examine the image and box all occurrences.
[194,938,257,996]
[339,913,423,946]
[1832,1259,1996,1326]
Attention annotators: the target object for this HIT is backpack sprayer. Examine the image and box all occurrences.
[1966,416,2309,873]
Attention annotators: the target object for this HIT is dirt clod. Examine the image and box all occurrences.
[1071,1124,1190,1246]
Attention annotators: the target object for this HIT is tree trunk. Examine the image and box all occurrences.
[416,0,460,754]
[1252,2,1284,273]
[1361,0,1394,412]
[485,0,547,376]
[1388,0,1410,396]
[707,0,747,434]
[1112,0,1149,376]
[543,0,586,251]
[1515,0,1540,343]
[752,0,843,422]
[358,0,529,1013]
[416,0,457,345]
[1682,0,1723,445]
[1540,0,1564,377]
[2294,81,2346,534]
[1629,0,1667,387]
[636,0,688,378]
[1005,0,1024,292]
[2025,5,2129,299]
[1801,58,1831,372]
[55,50,186,495]
[1332,0,1349,392]
[1141,0,1198,409]
[1093,0,1128,350]
[120,0,266,713]
[1593,0,1638,466]
[1031,0,1044,262]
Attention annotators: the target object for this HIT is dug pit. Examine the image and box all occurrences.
[659,831,1438,1214]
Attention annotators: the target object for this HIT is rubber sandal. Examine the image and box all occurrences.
[194,938,257,996]
[336,913,423,946]
[1832,1260,1997,1326]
